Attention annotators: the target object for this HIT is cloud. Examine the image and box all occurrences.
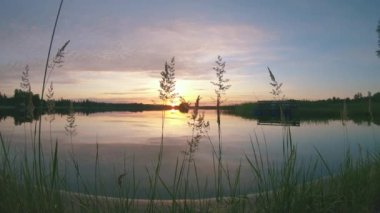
[103,92,130,95]
[63,20,272,79]
[0,14,278,101]
[102,87,151,96]
[0,17,275,98]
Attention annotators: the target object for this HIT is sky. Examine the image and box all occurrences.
[0,0,379,105]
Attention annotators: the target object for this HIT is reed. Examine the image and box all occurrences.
[183,95,209,209]
[65,101,77,144]
[210,55,231,201]
[146,57,178,211]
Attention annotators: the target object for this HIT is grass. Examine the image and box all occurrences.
[211,55,231,202]
[0,133,63,212]
[245,127,380,212]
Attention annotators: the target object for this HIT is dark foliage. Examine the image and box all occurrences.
[377,20,380,57]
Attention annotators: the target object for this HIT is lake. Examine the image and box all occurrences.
[1,109,379,199]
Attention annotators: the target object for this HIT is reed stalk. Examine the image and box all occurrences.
[211,55,230,201]
[147,57,177,211]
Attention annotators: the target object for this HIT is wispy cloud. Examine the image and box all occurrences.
[102,88,151,96]
[63,20,272,79]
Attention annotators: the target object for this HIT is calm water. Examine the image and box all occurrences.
[1,110,379,198]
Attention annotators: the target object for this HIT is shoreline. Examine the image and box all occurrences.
[59,189,258,212]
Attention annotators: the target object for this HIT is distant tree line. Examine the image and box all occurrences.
[0,89,40,108]
[1,89,380,110]
[0,89,172,121]
[324,91,380,103]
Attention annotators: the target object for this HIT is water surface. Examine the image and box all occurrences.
[1,110,379,198]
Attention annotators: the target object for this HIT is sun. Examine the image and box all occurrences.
[174,80,196,100]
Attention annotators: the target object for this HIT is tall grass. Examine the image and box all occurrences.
[0,0,67,212]
[210,55,231,201]
[243,128,380,212]
[65,101,77,144]
[146,57,178,211]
